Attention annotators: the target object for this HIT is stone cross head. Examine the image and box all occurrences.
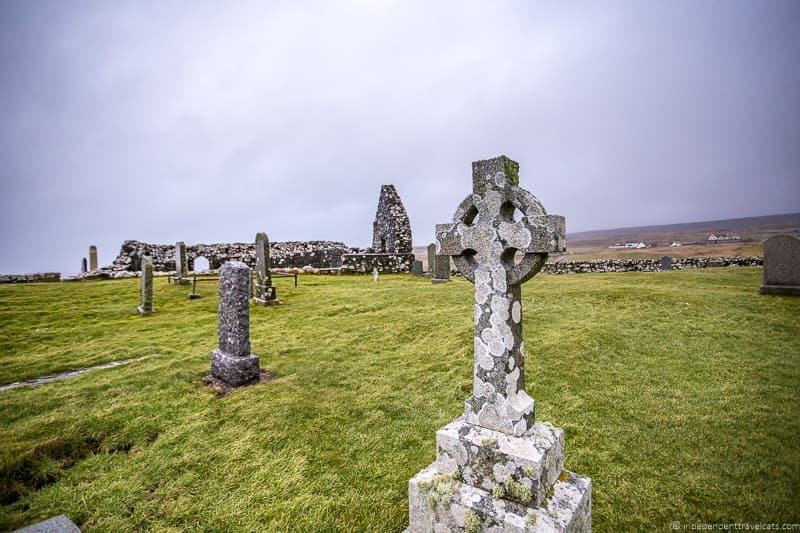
[436,155,565,436]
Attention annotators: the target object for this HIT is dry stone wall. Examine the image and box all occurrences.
[0,272,61,283]
[542,256,762,275]
[109,240,360,273]
[340,253,415,273]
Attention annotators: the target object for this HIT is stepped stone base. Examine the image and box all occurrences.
[436,418,564,507]
[759,284,800,296]
[253,284,279,306]
[408,464,590,533]
[210,349,260,387]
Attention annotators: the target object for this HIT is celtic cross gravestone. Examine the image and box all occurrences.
[406,156,591,532]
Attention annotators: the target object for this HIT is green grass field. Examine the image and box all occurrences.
[1,269,798,531]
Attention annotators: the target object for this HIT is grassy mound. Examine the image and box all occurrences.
[0,269,798,531]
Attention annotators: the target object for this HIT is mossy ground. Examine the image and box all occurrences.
[0,268,798,531]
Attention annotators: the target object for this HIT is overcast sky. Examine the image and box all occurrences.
[1,1,798,274]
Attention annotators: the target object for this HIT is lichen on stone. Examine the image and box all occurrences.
[420,473,459,512]
[464,509,481,533]
[478,436,497,448]
[492,484,505,499]
[504,479,532,504]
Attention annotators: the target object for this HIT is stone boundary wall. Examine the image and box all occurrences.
[0,272,61,283]
[542,256,762,275]
[340,253,415,273]
[109,240,361,273]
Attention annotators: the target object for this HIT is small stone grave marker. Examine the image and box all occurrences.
[660,256,672,271]
[253,232,279,305]
[209,261,261,388]
[137,256,153,314]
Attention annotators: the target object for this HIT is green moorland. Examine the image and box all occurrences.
[0,268,798,531]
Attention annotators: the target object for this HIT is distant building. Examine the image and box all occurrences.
[670,241,682,247]
[608,241,647,249]
[707,233,740,242]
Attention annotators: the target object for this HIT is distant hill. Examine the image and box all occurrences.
[568,212,800,248]
[413,213,800,264]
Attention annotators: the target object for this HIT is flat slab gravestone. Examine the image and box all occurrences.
[15,515,80,533]
[253,232,279,305]
[88,245,97,271]
[210,261,261,387]
[431,254,450,284]
[412,260,423,276]
[660,256,672,271]
[406,155,591,532]
[760,234,800,296]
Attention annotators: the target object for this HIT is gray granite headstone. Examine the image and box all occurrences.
[407,155,591,532]
[660,256,672,271]
[411,260,423,276]
[431,254,451,284]
[88,246,97,271]
[81,257,87,274]
[137,256,153,314]
[253,232,279,305]
[210,261,260,386]
[760,234,800,296]
[15,515,80,533]
[426,243,436,273]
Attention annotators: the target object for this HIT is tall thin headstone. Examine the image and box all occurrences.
[174,241,189,285]
[89,246,98,271]
[137,256,153,315]
[407,156,591,532]
[81,257,87,273]
[431,254,450,284]
[759,234,800,296]
[373,267,379,283]
[426,243,436,273]
[210,261,261,387]
[253,232,279,305]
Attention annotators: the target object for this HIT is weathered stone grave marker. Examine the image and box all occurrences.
[253,232,279,305]
[137,256,153,315]
[209,261,261,387]
[174,241,190,284]
[407,155,591,532]
[412,260,423,276]
[426,243,436,273]
[81,257,87,273]
[373,267,379,283]
[759,234,800,296]
[431,254,450,284]
[660,256,672,271]
[89,245,98,271]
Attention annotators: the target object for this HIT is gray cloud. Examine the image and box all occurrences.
[1,0,798,274]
